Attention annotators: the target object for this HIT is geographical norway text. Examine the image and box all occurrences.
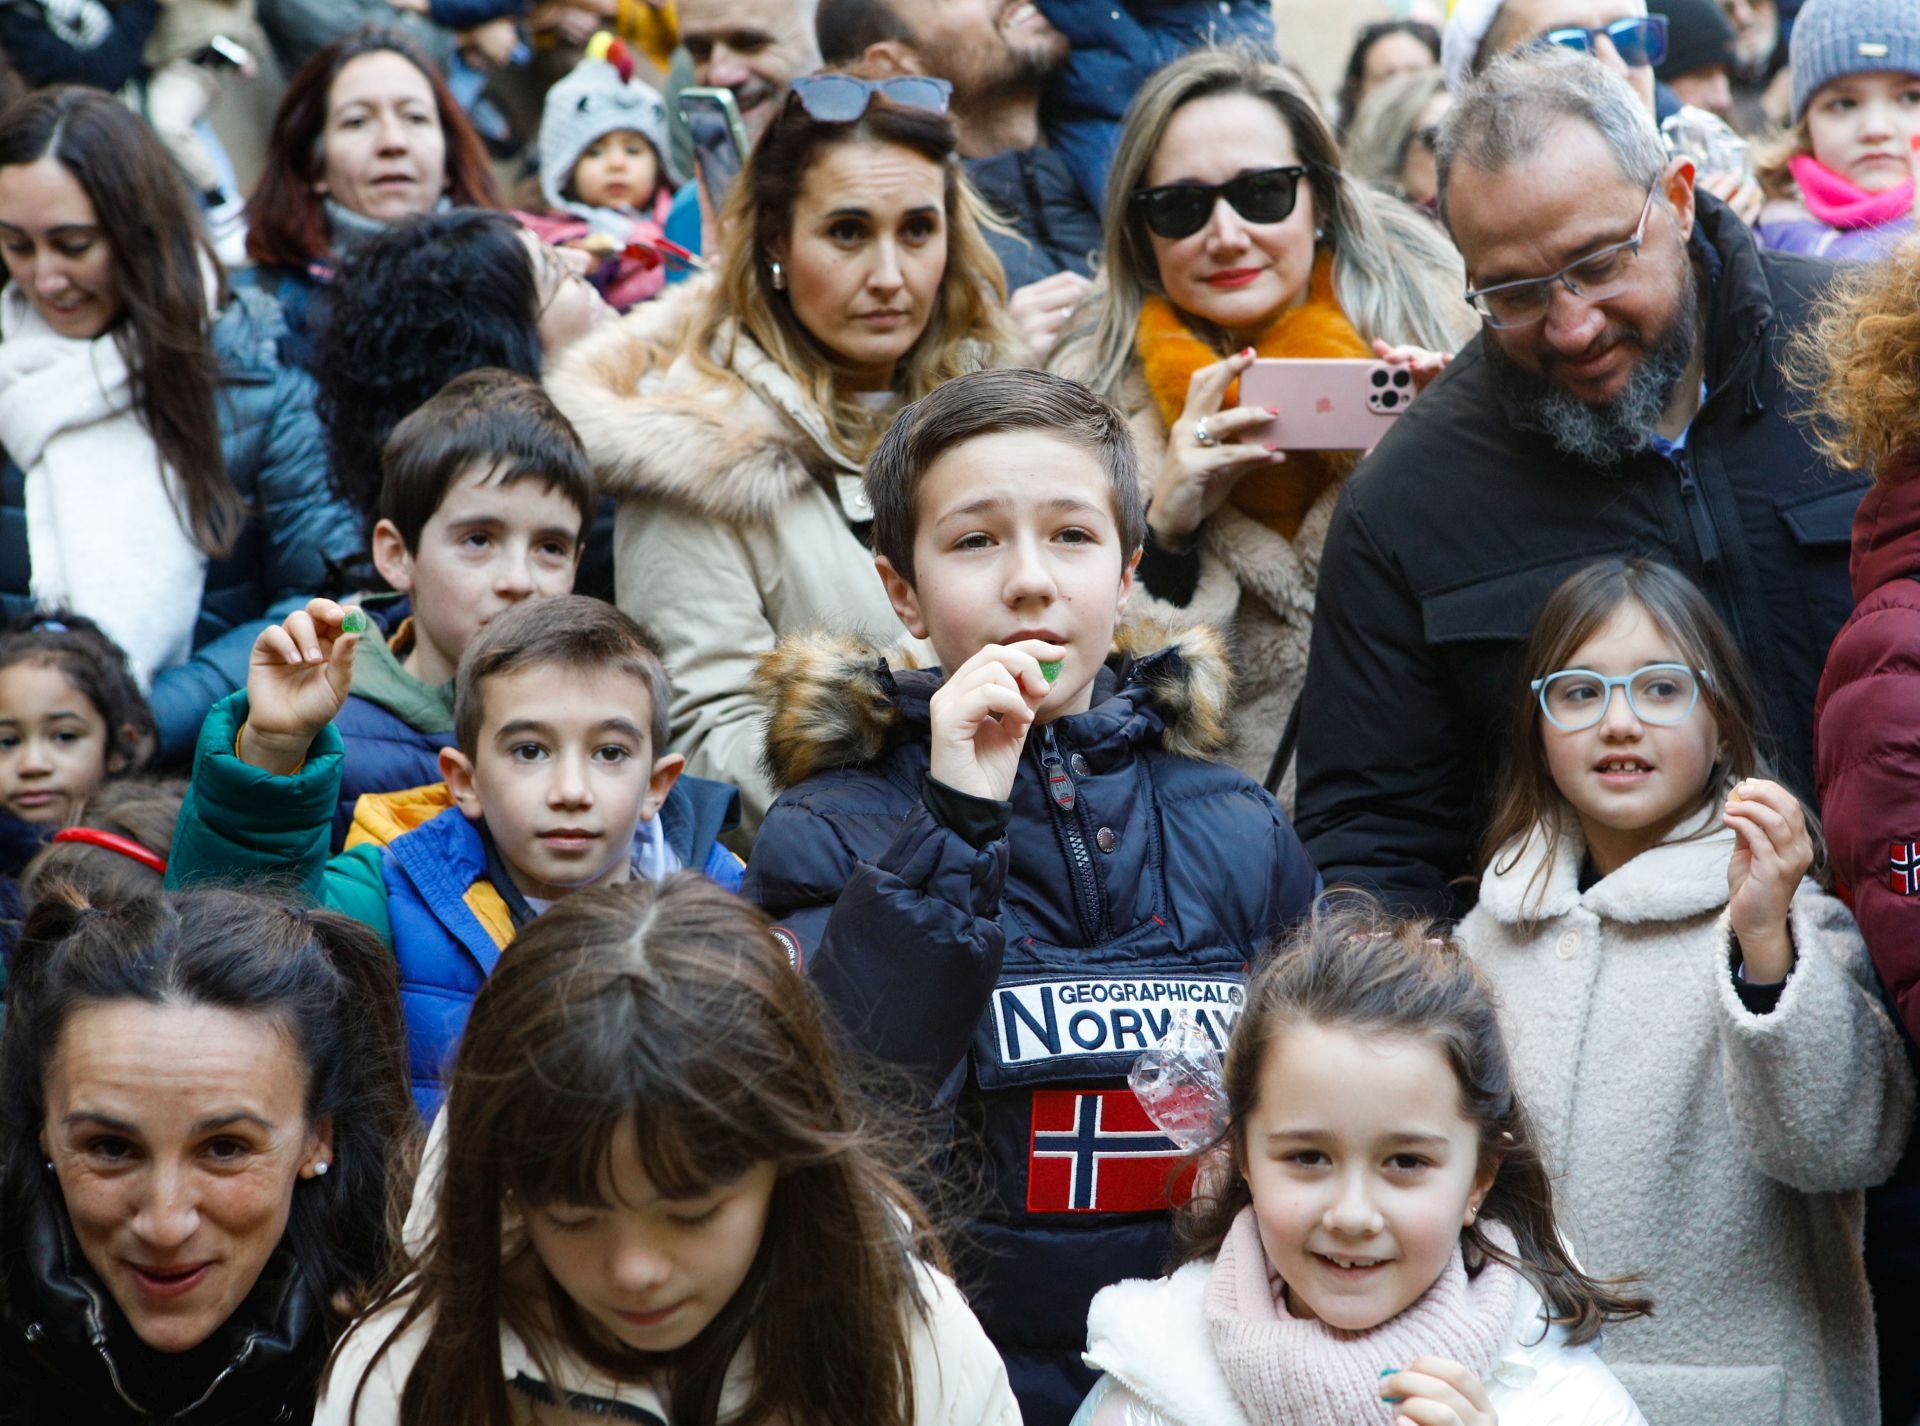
[990,976,1245,1067]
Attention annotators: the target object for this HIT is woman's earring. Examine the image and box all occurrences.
[1314,227,1325,242]
[312,1161,330,1177]
[767,259,786,291]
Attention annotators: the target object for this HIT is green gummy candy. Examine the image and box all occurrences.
[340,608,369,634]
[1039,659,1064,684]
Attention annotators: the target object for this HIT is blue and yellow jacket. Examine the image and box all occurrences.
[169,692,745,1115]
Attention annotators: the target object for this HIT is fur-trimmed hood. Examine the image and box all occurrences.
[754,618,1233,793]
[545,275,861,525]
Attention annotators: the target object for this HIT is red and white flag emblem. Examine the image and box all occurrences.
[1026,1088,1194,1214]
[1893,843,1920,897]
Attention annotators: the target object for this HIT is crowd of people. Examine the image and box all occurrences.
[0,0,1918,1422]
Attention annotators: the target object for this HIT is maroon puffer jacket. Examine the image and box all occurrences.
[1815,449,1920,1039]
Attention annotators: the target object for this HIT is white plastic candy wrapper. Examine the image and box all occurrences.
[1127,1007,1228,1152]
[1068,1376,1185,1426]
[1661,105,1752,186]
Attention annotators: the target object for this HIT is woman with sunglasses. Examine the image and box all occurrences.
[1049,45,1471,797]
[548,72,1020,844]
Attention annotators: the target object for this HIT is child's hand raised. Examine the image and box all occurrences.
[926,640,1062,804]
[1724,777,1812,985]
[239,599,361,776]
[1379,1357,1497,1426]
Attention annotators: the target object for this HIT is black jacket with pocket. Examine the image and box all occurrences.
[1294,193,1864,918]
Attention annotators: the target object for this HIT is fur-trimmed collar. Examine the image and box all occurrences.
[1477,807,1734,925]
[754,619,1233,792]
[544,276,859,524]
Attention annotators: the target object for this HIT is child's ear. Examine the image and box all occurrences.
[440,746,484,822]
[1464,1154,1500,1228]
[371,519,416,595]
[875,555,928,640]
[1115,545,1141,619]
[642,750,685,820]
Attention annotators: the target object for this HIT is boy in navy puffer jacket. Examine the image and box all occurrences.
[741,369,1319,1426]
[330,369,594,847]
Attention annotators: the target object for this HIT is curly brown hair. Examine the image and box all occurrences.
[1792,244,1920,476]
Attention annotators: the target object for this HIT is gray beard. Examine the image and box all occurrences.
[1487,266,1700,468]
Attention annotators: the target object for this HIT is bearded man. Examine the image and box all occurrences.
[1293,47,1862,916]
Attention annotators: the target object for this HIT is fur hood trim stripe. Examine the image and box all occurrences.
[754,618,1234,792]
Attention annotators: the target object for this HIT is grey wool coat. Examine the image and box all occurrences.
[1458,816,1915,1426]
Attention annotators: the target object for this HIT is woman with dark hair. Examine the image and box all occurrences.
[0,86,361,764]
[1334,18,1441,137]
[548,74,1021,841]
[0,886,415,1424]
[240,26,504,370]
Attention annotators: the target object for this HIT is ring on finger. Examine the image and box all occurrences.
[1194,416,1218,447]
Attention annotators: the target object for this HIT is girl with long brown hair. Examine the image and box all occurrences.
[1075,901,1649,1425]
[1458,558,1913,1425]
[317,873,1018,1426]
[0,85,361,761]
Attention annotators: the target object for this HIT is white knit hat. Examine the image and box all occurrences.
[1442,0,1508,92]
[537,56,679,228]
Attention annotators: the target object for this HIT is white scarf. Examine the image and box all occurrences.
[0,284,208,688]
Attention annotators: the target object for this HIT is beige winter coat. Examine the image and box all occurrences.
[546,282,930,844]
[1047,345,1334,800]
[1458,816,1915,1426]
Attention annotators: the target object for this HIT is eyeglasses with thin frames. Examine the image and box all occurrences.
[1463,184,1658,329]
[1531,662,1704,732]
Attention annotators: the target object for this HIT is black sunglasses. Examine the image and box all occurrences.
[787,73,953,123]
[1130,166,1311,240]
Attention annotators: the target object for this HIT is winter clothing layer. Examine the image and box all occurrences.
[1787,0,1920,118]
[964,147,1104,289]
[1293,193,1865,915]
[0,1189,325,1425]
[1033,0,1274,213]
[255,0,454,73]
[316,1258,1019,1426]
[1074,1243,1646,1426]
[1754,196,1915,259]
[331,608,456,850]
[228,261,332,373]
[1458,815,1914,1426]
[167,692,746,1116]
[1050,257,1367,794]
[545,279,936,844]
[0,0,157,89]
[0,811,47,999]
[1815,449,1920,1037]
[0,286,361,764]
[741,624,1319,1426]
[517,198,673,312]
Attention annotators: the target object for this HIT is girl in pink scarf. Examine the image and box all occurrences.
[1073,911,1651,1426]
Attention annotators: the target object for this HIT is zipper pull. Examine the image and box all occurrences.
[1041,725,1075,812]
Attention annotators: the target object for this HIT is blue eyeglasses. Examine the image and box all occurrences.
[1532,662,1704,731]
[1536,15,1669,68]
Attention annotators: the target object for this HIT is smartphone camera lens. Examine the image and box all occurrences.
[1379,388,1401,409]
[1370,369,1388,388]
[1391,369,1411,388]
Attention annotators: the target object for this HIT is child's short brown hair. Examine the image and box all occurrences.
[452,596,671,756]
[377,369,598,553]
[865,368,1146,583]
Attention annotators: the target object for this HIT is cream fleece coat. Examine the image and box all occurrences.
[1047,341,1334,802]
[1458,819,1916,1426]
[545,281,930,845]
[1075,1260,1645,1426]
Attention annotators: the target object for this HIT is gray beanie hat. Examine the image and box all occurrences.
[1789,0,1920,120]
[537,57,679,228]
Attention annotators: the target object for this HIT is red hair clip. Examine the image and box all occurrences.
[51,827,167,876]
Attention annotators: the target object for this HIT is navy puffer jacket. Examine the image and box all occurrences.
[0,287,363,763]
[742,623,1318,1426]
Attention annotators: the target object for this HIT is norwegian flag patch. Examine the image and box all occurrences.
[1893,844,1920,897]
[1027,1089,1194,1214]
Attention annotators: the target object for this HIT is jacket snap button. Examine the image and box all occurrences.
[24,1322,43,1345]
[1096,826,1117,852]
[1556,930,1580,959]
[1071,753,1090,777]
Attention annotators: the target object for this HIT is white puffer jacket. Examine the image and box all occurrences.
[1072,1257,1646,1426]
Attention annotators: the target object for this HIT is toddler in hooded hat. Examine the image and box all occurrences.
[516,35,679,310]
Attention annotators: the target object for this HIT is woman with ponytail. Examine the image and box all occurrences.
[0,887,414,1424]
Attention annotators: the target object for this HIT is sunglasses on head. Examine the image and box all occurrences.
[1536,14,1669,68]
[1130,165,1311,240]
[787,73,953,123]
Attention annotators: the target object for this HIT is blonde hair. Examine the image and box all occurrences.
[1791,243,1920,475]
[1048,44,1473,398]
[689,94,1020,463]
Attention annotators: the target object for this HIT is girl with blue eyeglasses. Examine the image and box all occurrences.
[1455,556,1913,1426]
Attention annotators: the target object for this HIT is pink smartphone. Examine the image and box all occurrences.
[1236,358,1414,451]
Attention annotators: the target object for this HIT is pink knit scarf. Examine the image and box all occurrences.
[1789,153,1915,231]
[1204,1208,1522,1423]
